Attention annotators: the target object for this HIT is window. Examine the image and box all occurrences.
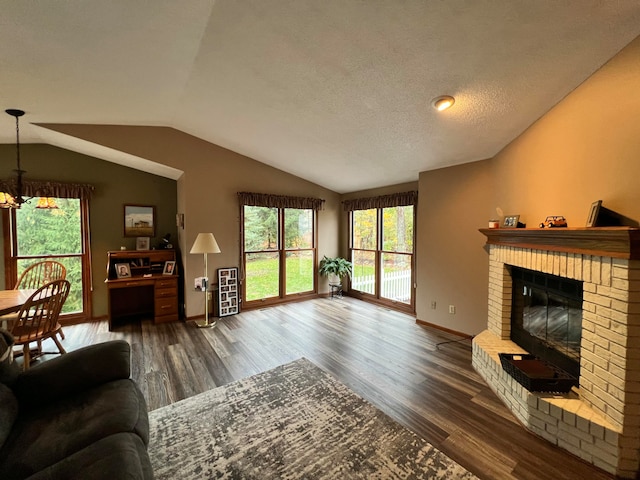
[3,185,94,321]
[346,192,416,311]
[239,192,323,308]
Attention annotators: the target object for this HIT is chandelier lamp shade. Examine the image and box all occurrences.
[190,232,221,328]
[1,108,58,209]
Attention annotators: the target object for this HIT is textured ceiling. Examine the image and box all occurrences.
[2,1,640,193]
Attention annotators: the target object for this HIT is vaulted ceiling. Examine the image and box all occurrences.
[2,1,640,193]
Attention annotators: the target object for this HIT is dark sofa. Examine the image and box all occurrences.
[0,330,153,479]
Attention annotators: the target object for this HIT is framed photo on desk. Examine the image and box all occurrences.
[115,263,131,278]
[163,261,176,275]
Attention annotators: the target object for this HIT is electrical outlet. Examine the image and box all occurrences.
[431,301,436,309]
[207,291,212,300]
[449,305,456,314]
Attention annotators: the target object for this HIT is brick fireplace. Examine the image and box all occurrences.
[473,227,640,478]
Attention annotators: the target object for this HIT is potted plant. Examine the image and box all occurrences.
[318,255,353,284]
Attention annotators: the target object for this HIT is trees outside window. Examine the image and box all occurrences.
[350,205,414,309]
[4,197,91,318]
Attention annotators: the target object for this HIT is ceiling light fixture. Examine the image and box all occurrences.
[432,95,455,112]
[1,109,58,209]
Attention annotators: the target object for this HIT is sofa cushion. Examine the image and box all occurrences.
[24,433,153,480]
[12,340,132,407]
[0,378,149,479]
[0,384,18,449]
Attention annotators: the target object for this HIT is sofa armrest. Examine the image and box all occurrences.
[12,340,131,407]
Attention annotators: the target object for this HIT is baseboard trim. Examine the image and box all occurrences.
[415,318,471,338]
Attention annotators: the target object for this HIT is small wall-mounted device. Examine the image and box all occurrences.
[194,276,208,291]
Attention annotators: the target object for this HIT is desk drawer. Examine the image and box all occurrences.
[155,286,177,298]
[155,297,177,316]
[108,279,154,289]
[155,312,179,324]
[156,277,177,289]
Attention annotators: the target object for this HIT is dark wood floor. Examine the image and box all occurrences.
[43,297,612,480]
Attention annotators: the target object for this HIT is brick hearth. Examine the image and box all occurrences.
[474,228,640,478]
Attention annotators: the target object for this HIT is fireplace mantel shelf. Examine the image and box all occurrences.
[479,227,640,260]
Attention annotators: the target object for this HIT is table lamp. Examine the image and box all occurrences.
[190,232,221,328]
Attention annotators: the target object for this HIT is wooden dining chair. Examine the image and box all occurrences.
[10,279,71,370]
[15,260,67,341]
[16,260,67,290]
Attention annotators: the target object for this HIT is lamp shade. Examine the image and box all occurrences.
[190,233,221,254]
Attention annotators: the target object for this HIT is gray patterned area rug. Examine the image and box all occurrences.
[149,358,477,479]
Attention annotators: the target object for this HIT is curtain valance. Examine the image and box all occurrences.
[0,179,95,200]
[342,191,417,212]
[237,192,325,211]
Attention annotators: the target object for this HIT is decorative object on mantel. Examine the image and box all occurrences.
[0,109,59,209]
[502,214,525,228]
[586,200,639,227]
[488,219,500,229]
[539,215,567,228]
[499,353,577,393]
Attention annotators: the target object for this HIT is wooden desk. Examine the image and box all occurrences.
[0,289,36,316]
[105,250,179,330]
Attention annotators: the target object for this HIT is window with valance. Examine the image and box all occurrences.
[238,192,322,307]
[345,191,416,311]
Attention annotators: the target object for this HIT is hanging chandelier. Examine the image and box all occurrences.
[1,109,57,209]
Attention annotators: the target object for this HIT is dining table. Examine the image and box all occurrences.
[0,288,36,317]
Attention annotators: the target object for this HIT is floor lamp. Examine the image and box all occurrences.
[190,232,221,328]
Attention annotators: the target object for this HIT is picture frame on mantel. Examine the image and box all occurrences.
[502,214,520,228]
[124,204,156,237]
[586,200,602,227]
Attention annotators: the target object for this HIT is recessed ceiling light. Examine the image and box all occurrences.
[432,95,455,111]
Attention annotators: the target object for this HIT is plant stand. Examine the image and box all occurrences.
[329,283,343,299]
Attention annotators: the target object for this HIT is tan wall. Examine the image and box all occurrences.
[29,126,341,318]
[0,144,177,317]
[416,160,494,334]
[414,34,640,336]
[492,35,640,225]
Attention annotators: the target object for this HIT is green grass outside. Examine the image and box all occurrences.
[245,256,314,301]
[245,256,407,300]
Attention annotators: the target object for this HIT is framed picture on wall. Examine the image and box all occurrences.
[217,267,239,317]
[124,204,156,237]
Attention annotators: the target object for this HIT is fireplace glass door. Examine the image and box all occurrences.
[511,267,582,378]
